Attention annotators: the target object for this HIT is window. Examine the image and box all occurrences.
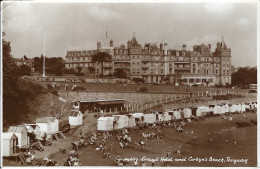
[216,70,218,74]
[161,69,163,74]
[137,56,139,59]
[151,69,153,74]
[193,64,195,67]
[132,69,135,74]
[203,70,205,74]
[207,70,209,74]
[223,70,225,74]
[227,70,229,74]
[193,69,195,73]
[189,79,194,83]
[198,70,200,74]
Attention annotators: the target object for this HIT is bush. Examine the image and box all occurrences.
[132,77,144,84]
[47,83,53,90]
[139,87,148,92]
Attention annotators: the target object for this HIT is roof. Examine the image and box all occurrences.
[2,133,17,140]
[98,100,125,105]
[78,99,125,103]
[35,117,57,123]
[114,116,120,121]
[68,110,82,117]
[8,126,27,133]
[23,124,40,130]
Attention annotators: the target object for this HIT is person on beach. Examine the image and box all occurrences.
[134,159,138,167]
[140,160,146,167]
[151,159,155,167]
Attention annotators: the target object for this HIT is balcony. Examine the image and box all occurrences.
[114,65,130,69]
[142,66,149,69]
[142,60,149,64]
[103,65,112,69]
[174,67,190,70]
[113,58,130,62]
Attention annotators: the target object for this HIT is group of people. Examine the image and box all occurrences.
[64,150,81,166]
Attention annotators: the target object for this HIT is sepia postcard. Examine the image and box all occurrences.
[1,0,259,168]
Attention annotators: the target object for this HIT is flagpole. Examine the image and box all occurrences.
[43,32,45,77]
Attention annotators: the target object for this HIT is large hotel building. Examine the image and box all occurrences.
[65,34,231,86]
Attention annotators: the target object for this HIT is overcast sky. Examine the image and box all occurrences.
[2,2,257,67]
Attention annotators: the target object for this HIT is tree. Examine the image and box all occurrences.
[18,65,31,76]
[76,66,82,74]
[113,69,127,78]
[91,52,112,77]
[33,56,65,76]
[2,33,46,127]
[231,67,257,88]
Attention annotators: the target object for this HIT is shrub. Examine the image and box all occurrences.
[139,87,148,92]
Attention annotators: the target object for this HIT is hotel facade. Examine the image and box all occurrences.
[65,34,231,86]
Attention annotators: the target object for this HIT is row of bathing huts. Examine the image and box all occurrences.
[98,102,257,131]
[2,110,85,158]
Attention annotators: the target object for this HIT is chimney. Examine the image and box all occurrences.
[208,44,211,51]
[97,42,101,51]
[160,43,163,52]
[110,40,113,47]
[164,43,168,56]
[127,41,131,49]
[182,44,187,51]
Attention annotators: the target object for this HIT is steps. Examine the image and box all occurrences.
[19,153,26,164]
[60,132,66,139]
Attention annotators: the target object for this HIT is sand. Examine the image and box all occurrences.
[3,94,257,167]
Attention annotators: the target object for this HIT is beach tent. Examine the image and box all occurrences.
[163,112,172,121]
[112,115,129,129]
[178,108,185,119]
[2,133,18,157]
[35,117,59,134]
[7,126,28,148]
[237,104,242,113]
[229,104,238,113]
[183,108,192,119]
[220,103,229,113]
[198,106,210,116]
[144,113,156,124]
[241,103,246,112]
[251,102,257,109]
[173,109,182,120]
[209,105,218,115]
[191,107,197,117]
[244,103,251,111]
[23,124,41,140]
[132,113,144,125]
[157,112,164,122]
[68,110,83,127]
[216,105,225,115]
[195,107,204,117]
[97,117,114,131]
[126,114,136,127]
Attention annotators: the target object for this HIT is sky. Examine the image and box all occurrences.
[2,2,257,67]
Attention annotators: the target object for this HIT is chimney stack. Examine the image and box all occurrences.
[164,43,168,56]
[110,40,113,47]
[97,42,101,51]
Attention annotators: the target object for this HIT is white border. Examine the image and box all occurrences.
[1,0,259,169]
